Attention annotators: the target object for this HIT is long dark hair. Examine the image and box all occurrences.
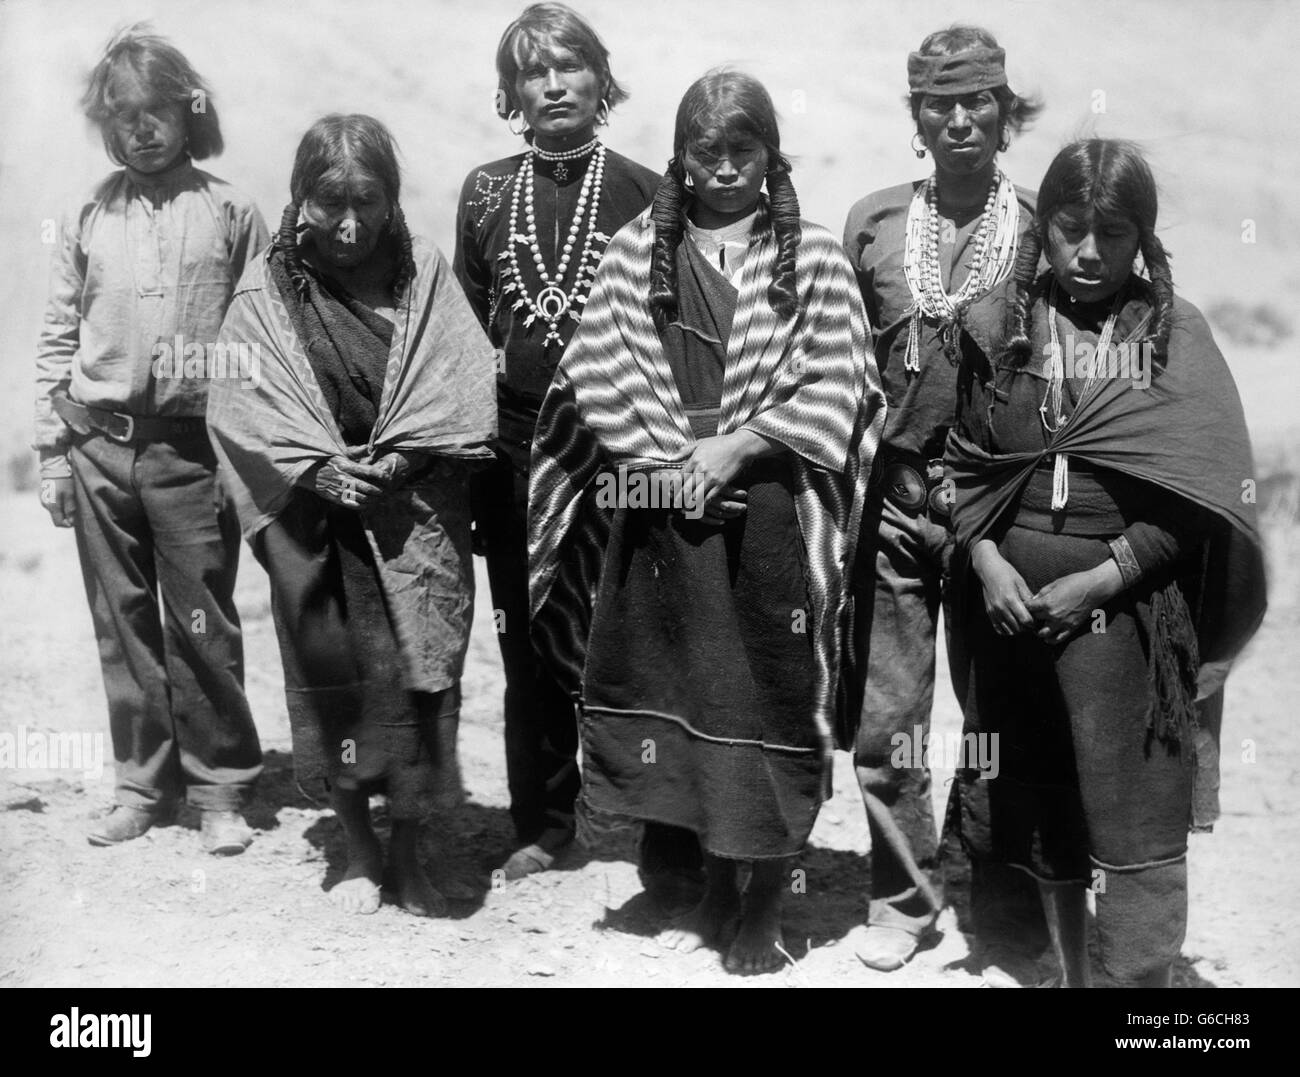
[649,69,801,327]
[1005,139,1174,363]
[274,114,415,301]
[82,24,223,163]
[494,2,628,130]
[906,25,1043,152]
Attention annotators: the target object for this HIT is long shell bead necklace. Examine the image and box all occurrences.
[498,139,607,349]
[901,168,1019,371]
[1040,278,1121,510]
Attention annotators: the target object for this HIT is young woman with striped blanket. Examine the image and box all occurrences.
[529,69,885,973]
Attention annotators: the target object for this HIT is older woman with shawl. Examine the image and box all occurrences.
[530,70,884,973]
[207,115,496,918]
[947,139,1267,986]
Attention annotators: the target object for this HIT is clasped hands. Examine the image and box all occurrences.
[674,429,777,526]
[311,447,423,511]
[971,538,1124,646]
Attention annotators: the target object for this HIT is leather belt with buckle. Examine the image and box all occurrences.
[53,394,207,443]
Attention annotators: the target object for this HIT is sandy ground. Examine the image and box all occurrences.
[1,489,1297,988]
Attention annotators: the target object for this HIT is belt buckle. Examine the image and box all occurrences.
[926,459,953,518]
[927,481,953,518]
[882,461,927,515]
[106,412,135,442]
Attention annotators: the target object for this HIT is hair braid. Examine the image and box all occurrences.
[765,167,802,320]
[648,163,686,329]
[275,200,311,299]
[1003,225,1043,364]
[1138,228,1174,360]
[389,204,417,303]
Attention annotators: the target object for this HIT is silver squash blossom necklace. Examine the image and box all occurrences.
[499,138,607,349]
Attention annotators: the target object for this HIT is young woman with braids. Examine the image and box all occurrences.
[529,70,883,973]
[453,3,703,891]
[840,24,1048,980]
[207,115,497,917]
[946,140,1266,986]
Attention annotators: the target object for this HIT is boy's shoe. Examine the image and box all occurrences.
[87,802,175,847]
[201,810,253,856]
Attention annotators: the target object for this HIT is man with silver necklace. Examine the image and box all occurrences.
[454,4,699,892]
[841,26,1048,983]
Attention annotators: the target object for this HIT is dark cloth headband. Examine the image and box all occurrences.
[908,47,1007,95]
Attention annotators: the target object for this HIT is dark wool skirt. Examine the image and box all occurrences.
[255,488,462,818]
[578,457,821,861]
[957,523,1196,981]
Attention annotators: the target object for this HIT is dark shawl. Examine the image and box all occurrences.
[946,280,1267,823]
[947,283,1265,697]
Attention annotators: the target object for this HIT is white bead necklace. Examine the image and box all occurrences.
[1041,278,1121,510]
[901,168,1020,371]
[499,142,607,349]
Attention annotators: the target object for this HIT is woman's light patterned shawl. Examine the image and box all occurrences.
[208,236,497,539]
[206,237,498,692]
[529,202,885,757]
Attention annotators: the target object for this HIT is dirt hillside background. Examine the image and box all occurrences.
[1,0,1297,987]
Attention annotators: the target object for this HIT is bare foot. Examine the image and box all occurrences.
[427,863,478,902]
[658,852,737,953]
[329,787,383,914]
[724,860,788,975]
[658,891,739,952]
[388,819,447,918]
[390,866,448,918]
[330,875,382,914]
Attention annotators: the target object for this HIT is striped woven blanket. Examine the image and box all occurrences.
[529,201,886,760]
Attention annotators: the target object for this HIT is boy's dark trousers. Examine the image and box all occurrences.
[69,429,262,810]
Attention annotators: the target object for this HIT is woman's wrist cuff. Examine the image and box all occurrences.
[1108,535,1143,589]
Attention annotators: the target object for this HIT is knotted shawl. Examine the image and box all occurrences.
[946,285,1267,823]
[947,288,1265,698]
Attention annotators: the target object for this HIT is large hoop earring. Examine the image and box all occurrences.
[911,133,928,159]
[507,110,529,138]
[596,98,611,127]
